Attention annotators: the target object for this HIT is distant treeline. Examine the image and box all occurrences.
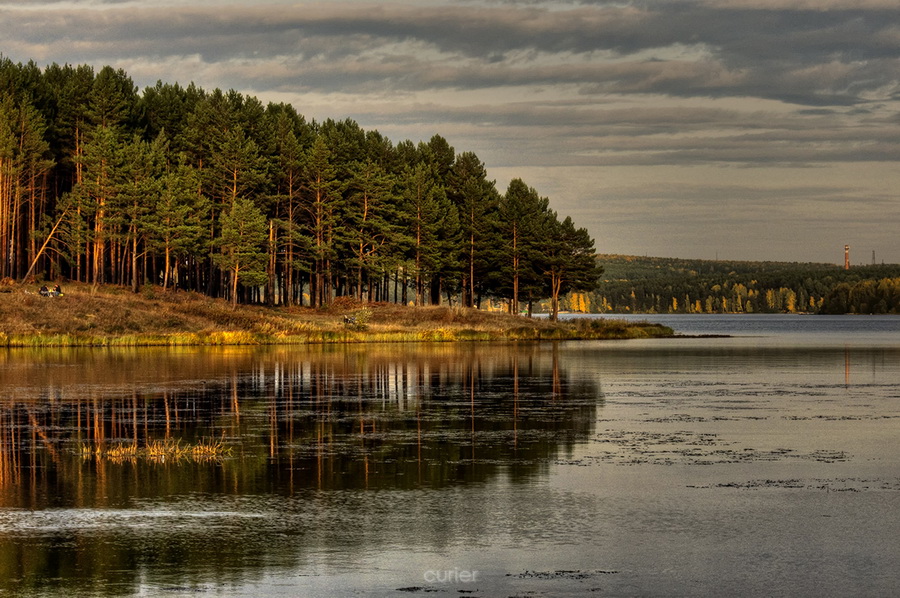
[820,278,900,314]
[562,255,900,314]
[0,58,600,318]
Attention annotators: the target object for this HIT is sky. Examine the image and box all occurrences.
[2,0,899,265]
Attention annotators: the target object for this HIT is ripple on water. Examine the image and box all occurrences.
[0,507,268,535]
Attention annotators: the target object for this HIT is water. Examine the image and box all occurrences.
[0,315,898,596]
[573,312,900,342]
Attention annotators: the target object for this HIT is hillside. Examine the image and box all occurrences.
[568,255,900,314]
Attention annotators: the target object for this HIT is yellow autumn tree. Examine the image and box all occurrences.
[784,289,797,313]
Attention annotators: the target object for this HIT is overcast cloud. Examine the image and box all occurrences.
[2,0,898,263]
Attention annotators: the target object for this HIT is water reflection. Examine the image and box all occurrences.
[0,343,601,596]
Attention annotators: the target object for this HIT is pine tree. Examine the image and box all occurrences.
[114,133,165,291]
[346,159,397,300]
[139,80,204,155]
[87,66,137,130]
[541,215,603,322]
[210,126,267,207]
[0,94,54,279]
[76,124,122,284]
[401,162,451,306]
[447,151,499,308]
[267,104,312,305]
[43,63,94,190]
[214,196,268,307]
[498,179,548,314]
[147,163,209,291]
[303,136,342,307]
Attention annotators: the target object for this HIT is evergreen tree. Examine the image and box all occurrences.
[0,93,54,279]
[76,124,122,284]
[303,135,342,307]
[419,134,454,182]
[147,163,209,291]
[346,159,397,300]
[430,194,462,305]
[401,162,451,306]
[209,125,267,207]
[114,133,164,291]
[54,188,90,281]
[498,179,548,314]
[139,81,204,154]
[0,93,20,278]
[214,196,268,307]
[88,66,137,131]
[364,129,398,171]
[541,215,603,321]
[447,151,499,307]
[43,63,94,189]
[267,103,312,305]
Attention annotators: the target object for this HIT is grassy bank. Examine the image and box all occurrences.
[0,283,673,347]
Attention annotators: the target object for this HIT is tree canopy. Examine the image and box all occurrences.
[581,255,900,315]
[0,58,602,312]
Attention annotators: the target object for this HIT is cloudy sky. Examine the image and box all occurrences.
[2,0,899,264]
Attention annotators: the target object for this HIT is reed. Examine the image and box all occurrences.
[80,438,233,463]
[572,318,674,339]
[105,443,139,462]
[190,438,231,461]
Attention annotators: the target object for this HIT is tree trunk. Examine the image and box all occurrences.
[511,224,519,315]
[131,233,139,293]
[468,229,475,308]
[267,219,276,306]
[231,264,240,307]
[550,273,562,322]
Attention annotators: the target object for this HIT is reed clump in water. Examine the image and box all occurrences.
[80,438,232,463]
[570,317,674,339]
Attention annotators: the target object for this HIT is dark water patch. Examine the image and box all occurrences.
[508,569,618,579]
[809,450,851,462]
[643,413,769,423]
[552,431,852,466]
[785,414,900,421]
[689,477,900,492]
[503,569,616,596]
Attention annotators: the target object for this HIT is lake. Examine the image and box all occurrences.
[0,314,898,596]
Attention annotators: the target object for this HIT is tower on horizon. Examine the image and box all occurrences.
[844,245,850,270]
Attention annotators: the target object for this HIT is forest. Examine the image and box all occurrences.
[0,58,601,320]
[568,255,900,315]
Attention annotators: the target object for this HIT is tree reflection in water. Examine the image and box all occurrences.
[0,343,603,596]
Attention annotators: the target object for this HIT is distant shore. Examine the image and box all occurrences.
[0,283,674,347]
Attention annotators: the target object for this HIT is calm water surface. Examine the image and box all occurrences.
[0,315,898,597]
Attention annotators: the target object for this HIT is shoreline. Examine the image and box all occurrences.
[0,283,674,347]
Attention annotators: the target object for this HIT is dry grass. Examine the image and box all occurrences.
[80,438,232,463]
[0,282,672,346]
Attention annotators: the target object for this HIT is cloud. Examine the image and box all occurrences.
[6,1,899,169]
[3,1,900,105]
[496,162,900,261]
[1,0,899,261]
